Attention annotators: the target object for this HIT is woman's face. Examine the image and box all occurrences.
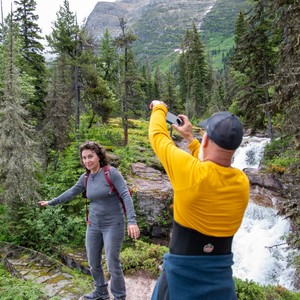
[81,149,100,173]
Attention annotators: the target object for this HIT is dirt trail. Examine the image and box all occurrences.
[79,273,157,300]
[123,275,157,300]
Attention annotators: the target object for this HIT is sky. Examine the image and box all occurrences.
[1,0,116,37]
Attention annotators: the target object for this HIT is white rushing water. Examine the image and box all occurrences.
[232,136,270,170]
[231,136,298,291]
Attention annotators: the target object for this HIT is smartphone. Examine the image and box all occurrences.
[166,112,183,126]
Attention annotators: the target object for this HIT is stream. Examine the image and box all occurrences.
[232,136,297,290]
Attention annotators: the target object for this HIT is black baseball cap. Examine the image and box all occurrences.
[198,112,243,150]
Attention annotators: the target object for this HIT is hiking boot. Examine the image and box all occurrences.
[83,289,110,300]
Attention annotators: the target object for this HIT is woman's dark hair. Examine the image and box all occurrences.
[79,141,109,173]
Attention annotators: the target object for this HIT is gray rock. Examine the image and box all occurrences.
[243,168,284,191]
[131,162,173,235]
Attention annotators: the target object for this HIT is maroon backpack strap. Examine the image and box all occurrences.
[103,165,127,216]
[103,165,115,193]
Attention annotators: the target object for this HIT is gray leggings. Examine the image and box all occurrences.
[86,219,126,299]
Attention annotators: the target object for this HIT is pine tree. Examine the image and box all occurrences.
[162,71,181,113]
[42,60,72,150]
[270,0,300,149]
[153,66,163,100]
[80,46,115,125]
[0,12,41,205]
[230,1,277,134]
[140,62,154,106]
[179,23,209,118]
[98,29,119,85]
[13,0,47,122]
[46,0,79,59]
[45,0,79,138]
[114,17,138,145]
[231,10,248,71]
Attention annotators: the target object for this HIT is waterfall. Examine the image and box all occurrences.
[231,136,297,291]
[232,136,270,170]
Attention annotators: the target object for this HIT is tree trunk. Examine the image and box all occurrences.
[75,65,80,131]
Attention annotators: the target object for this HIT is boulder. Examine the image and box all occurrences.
[130,162,173,238]
[243,168,283,191]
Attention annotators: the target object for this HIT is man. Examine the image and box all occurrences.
[148,100,249,300]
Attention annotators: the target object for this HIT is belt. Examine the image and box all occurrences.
[169,221,233,256]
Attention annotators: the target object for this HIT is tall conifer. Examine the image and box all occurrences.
[45,0,79,139]
[98,29,118,85]
[230,1,276,134]
[114,17,139,145]
[0,12,41,205]
[13,0,47,122]
[271,0,300,148]
[179,23,209,118]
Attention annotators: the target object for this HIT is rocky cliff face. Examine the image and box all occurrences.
[85,0,217,64]
[85,0,150,41]
[86,0,216,40]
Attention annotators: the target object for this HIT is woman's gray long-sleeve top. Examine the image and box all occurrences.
[48,166,137,225]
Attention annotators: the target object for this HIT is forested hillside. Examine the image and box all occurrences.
[0,0,299,298]
[201,0,252,69]
[85,0,251,70]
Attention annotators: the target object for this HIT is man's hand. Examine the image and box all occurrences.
[172,114,195,144]
[149,100,167,110]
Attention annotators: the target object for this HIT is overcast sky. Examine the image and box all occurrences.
[1,0,116,37]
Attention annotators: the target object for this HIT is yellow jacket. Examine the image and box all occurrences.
[149,104,249,237]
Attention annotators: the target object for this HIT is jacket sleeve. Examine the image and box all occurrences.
[148,104,201,191]
[48,174,86,206]
[110,167,137,225]
[188,139,201,158]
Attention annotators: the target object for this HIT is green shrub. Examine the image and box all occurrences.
[235,278,266,300]
[0,205,10,242]
[1,204,86,252]
[0,265,49,300]
[118,240,168,276]
[264,285,300,300]
[262,137,300,171]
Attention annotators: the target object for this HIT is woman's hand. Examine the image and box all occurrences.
[38,201,49,207]
[128,224,140,240]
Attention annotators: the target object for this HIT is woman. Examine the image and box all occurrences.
[39,141,140,300]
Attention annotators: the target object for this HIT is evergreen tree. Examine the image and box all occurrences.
[140,62,154,106]
[13,0,47,123]
[153,66,163,100]
[45,0,79,139]
[230,1,277,134]
[270,0,300,149]
[98,29,118,85]
[42,60,72,150]
[161,71,181,113]
[46,0,79,59]
[46,9,115,142]
[0,12,41,205]
[80,41,115,124]
[179,23,209,118]
[114,17,138,145]
[231,10,248,71]
[125,48,146,118]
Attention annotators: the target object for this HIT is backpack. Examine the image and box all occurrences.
[83,165,127,224]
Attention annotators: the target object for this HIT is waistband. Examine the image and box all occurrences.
[169,221,233,256]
